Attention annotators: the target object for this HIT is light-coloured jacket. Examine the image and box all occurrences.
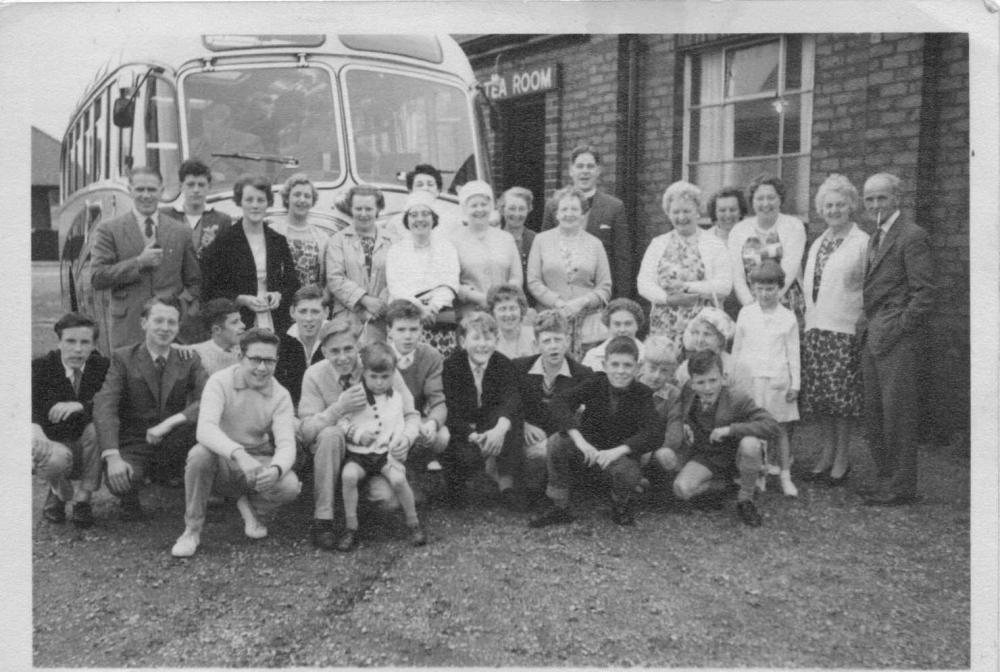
[803,223,869,334]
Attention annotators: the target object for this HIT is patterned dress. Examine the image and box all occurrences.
[739,224,806,331]
[648,230,712,352]
[800,234,862,417]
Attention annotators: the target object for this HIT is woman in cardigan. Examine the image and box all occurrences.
[800,174,870,485]
[497,186,537,304]
[527,186,612,360]
[451,180,522,317]
[637,181,731,353]
[324,184,395,342]
[728,174,807,330]
[202,174,300,336]
[269,173,334,288]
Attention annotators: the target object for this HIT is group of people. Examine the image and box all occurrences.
[32,142,935,559]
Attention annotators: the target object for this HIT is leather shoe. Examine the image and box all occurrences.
[42,491,66,524]
[336,529,358,552]
[529,505,573,528]
[800,469,829,483]
[409,524,427,547]
[119,494,145,522]
[736,500,762,527]
[310,519,337,550]
[71,501,95,529]
[826,466,852,487]
[864,492,919,507]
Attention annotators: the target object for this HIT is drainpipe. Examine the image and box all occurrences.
[616,35,641,299]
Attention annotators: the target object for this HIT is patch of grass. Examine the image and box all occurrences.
[32,427,970,668]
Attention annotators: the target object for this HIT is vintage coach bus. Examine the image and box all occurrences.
[56,34,492,354]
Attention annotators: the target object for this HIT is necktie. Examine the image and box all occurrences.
[145,217,155,239]
[867,227,883,271]
[397,353,414,371]
[339,374,353,391]
[71,369,82,396]
[155,356,166,373]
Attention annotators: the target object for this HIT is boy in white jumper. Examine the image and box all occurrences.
[732,260,801,497]
[336,342,426,551]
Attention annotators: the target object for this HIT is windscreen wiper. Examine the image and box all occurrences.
[212,151,300,167]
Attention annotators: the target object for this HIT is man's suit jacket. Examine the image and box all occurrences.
[91,212,201,349]
[512,354,591,435]
[274,331,325,408]
[679,384,780,446]
[549,372,664,455]
[442,349,521,443]
[159,207,233,259]
[32,350,110,444]
[858,214,936,357]
[92,343,208,453]
[542,190,632,298]
[201,220,300,337]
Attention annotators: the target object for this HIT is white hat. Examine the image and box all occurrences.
[682,306,735,350]
[403,190,440,216]
[457,180,495,209]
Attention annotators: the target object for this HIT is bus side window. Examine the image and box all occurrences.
[144,76,181,200]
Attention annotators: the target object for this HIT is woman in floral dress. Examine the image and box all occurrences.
[637,181,731,353]
[271,173,333,289]
[800,174,870,486]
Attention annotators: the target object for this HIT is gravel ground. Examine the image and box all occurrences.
[32,424,970,668]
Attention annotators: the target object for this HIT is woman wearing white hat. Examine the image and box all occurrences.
[450,180,522,317]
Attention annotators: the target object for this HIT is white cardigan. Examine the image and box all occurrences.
[637,229,732,305]
[728,213,806,306]
[802,223,869,334]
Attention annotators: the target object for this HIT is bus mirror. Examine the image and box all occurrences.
[113,89,135,128]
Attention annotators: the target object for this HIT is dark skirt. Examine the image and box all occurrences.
[801,328,862,417]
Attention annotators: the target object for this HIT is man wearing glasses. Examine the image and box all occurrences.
[172,327,301,558]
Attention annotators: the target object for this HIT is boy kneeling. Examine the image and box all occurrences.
[673,350,779,527]
[530,336,665,527]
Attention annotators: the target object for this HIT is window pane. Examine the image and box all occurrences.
[785,36,803,90]
[146,78,181,201]
[780,155,810,216]
[729,159,779,196]
[184,66,341,192]
[732,99,779,157]
[781,93,801,154]
[346,69,476,192]
[726,41,779,98]
[688,163,722,200]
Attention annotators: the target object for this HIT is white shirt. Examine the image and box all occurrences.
[132,209,159,243]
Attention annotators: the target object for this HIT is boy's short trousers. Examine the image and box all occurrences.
[345,451,388,478]
[687,439,739,477]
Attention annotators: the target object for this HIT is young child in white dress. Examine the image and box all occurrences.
[731,260,801,497]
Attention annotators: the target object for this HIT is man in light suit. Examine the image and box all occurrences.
[857,173,936,506]
[91,166,201,351]
[542,145,632,298]
[93,297,208,520]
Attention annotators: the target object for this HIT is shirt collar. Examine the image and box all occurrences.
[528,356,571,378]
[63,361,85,379]
[287,321,327,357]
[880,210,901,235]
[145,345,171,363]
[233,365,274,396]
[133,209,159,226]
[468,354,489,374]
[579,188,597,200]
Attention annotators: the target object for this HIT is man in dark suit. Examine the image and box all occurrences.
[93,297,208,519]
[91,166,201,350]
[541,144,632,298]
[442,312,522,509]
[32,313,110,528]
[857,172,936,506]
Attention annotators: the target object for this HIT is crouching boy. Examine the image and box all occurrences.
[171,328,302,557]
[673,350,779,526]
[530,336,665,527]
[336,342,426,551]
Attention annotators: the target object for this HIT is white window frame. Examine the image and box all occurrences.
[683,35,815,217]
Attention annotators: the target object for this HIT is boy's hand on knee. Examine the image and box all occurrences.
[682,424,694,446]
[709,426,732,443]
[105,455,134,494]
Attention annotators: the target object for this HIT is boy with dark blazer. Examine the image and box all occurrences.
[672,350,780,527]
[32,313,110,527]
[442,312,522,508]
[530,336,665,527]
